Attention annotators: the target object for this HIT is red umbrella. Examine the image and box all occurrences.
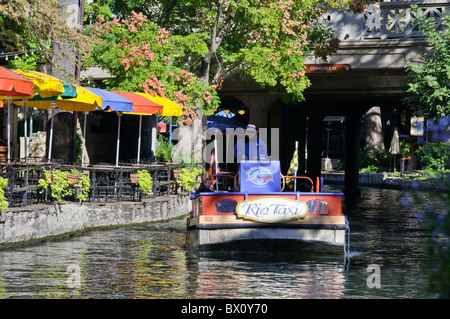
[0,66,33,163]
[111,91,164,165]
[0,66,34,96]
[112,91,163,114]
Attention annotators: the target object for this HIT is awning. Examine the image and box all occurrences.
[207,115,246,132]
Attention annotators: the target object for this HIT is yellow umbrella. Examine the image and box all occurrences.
[136,93,184,153]
[16,86,102,162]
[20,85,102,111]
[135,93,183,116]
[8,69,65,98]
[0,69,66,161]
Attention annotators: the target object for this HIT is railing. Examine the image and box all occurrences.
[361,1,449,39]
[0,162,182,208]
[329,1,449,40]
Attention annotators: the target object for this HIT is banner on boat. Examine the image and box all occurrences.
[240,160,281,193]
[236,196,308,223]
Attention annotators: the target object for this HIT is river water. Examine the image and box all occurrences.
[0,187,437,299]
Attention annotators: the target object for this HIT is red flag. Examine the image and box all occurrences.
[208,149,220,185]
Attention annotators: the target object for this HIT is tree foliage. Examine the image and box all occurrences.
[0,0,372,107]
[404,5,450,120]
[84,0,355,110]
[0,0,91,80]
[84,12,219,125]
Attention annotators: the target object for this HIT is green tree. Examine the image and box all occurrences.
[403,5,450,120]
[0,0,91,78]
[84,0,359,113]
[84,12,219,125]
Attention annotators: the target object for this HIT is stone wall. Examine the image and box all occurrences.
[0,194,190,248]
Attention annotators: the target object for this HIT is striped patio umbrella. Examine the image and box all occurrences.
[112,91,164,165]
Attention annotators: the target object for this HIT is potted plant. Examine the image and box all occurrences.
[38,168,90,203]
[130,173,139,184]
[135,169,154,196]
[39,169,71,203]
[173,153,200,184]
[70,169,91,202]
[0,176,9,212]
[178,167,202,191]
[172,169,182,179]
[67,172,81,184]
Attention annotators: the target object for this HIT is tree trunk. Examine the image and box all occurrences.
[200,4,236,83]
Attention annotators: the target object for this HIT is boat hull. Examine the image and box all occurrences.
[187,212,348,254]
[187,227,347,254]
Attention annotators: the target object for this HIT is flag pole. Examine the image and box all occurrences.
[294,141,298,192]
[214,138,219,191]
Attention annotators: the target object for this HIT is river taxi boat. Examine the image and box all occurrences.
[186,160,349,255]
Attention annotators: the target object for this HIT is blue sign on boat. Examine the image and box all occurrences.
[240,161,281,193]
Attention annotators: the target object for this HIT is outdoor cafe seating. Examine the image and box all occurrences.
[0,157,181,208]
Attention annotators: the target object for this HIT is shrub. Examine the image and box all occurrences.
[417,142,450,172]
[156,134,173,162]
[38,168,90,203]
[137,169,153,196]
[359,148,395,173]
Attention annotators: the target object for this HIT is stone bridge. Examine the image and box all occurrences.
[219,0,449,197]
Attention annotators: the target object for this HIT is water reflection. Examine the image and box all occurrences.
[187,253,346,298]
[0,187,436,299]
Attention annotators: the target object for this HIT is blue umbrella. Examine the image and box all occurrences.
[84,87,134,166]
[85,87,133,112]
